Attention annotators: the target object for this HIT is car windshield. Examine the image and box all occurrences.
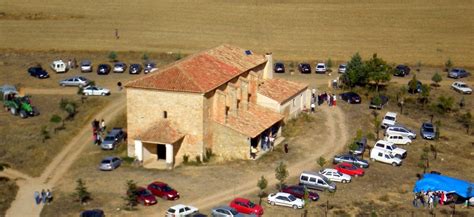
[247,201,256,208]
[139,189,152,196]
[230,209,239,215]
[424,127,434,132]
[167,208,175,213]
[392,144,398,149]
[336,171,344,176]
[385,116,395,121]
[458,84,468,88]
[101,160,110,164]
[104,136,115,141]
[162,185,173,192]
[322,176,332,184]
[288,195,297,201]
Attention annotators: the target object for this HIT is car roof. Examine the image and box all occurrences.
[385,112,397,117]
[322,168,338,172]
[102,156,118,161]
[275,192,292,197]
[213,205,234,210]
[233,197,250,202]
[338,162,355,167]
[150,181,167,186]
[454,81,466,85]
[170,204,193,209]
[375,140,393,145]
[422,122,434,127]
[52,60,64,63]
[81,60,91,64]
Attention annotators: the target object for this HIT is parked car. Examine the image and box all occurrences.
[369,95,389,110]
[129,63,142,74]
[147,181,180,200]
[97,64,111,75]
[211,206,244,217]
[229,198,263,215]
[408,80,422,94]
[27,66,49,79]
[50,60,67,73]
[315,63,327,74]
[144,61,157,74]
[298,63,311,74]
[334,162,364,177]
[370,148,402,166]
[318,168,352,183]
[373,140,407,159]
[332,153,369,168]
[385,124,416,139]
[448,68,470,79]
[101,128,125,150]
[394,65,411,77]
[99,156,122,171]
[282,185,319,201]
[274,62,285,73]
[166,204,199,216]
[349,137,367,156]
[338,64,347,74]
[80,209,105,217]
[113,62,127,73]
[59,76,90,87]
[420,122,436,140]
[339,92,361,104]
[299,171,336,192]
[451,82,472,94]
[381,112,397,129]
[82,86,110,96]
[130,187,157,206]
[384,134,412,145]
[80,60,93,72]
[267,192,304,209]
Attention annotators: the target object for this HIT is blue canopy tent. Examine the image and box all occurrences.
[413,174,474,198]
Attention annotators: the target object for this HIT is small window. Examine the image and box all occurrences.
[301,175,308,181]
[309,177,316,182]
[163,111,167,119]
[378,153,383,157]
[317,179,324,184]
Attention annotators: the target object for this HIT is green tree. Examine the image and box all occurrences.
[108,51,118,62]
[326,58,333,69]
[431,72,442,88]
[434,96,454,114]
[275,161,289,191]
[348,141,359,154]
[316,156,327,168]
[257,176,268,205]
[397,86,408,114]
[59,99,77,120]
[445,58,453,71]
[343,52,365,89]
[371,110,381,140]
[434,120,441,140]
[419,84,431,108]
[365,53,391,92]
[123,180,138,210]
[142,53,149,61]
[408,74,419,94]
[0,162,9,171]
[73,178,90,205]
[303,186,310,210]
[458,112,472,134]
[41,125,50,143]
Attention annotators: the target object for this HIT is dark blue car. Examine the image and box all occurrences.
[28,66,49,79]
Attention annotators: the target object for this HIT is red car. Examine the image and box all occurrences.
[335,162,365,177]
[282,185,319,201]
[229,198,264,216]
[147,181,180,200]
[129,187,157,206]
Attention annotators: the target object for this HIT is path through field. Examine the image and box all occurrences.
[4,93,126,217]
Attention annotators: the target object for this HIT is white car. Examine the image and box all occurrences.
[267,192,304,209]
[50,60,67,73]
[319,168,352,183]
[374,140,407,159]
[451,82,472,94]
[166,204,198,217]
[384,134,412,145]
[315,63,327,73]
[370,148,402,166]
[338,64,346,73]
[381,112,397,129]
[82,86,110,96]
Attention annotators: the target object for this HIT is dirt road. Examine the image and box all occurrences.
[5,95,126,217]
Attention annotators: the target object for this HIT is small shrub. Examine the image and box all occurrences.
[121,156,135,165]
[108,51,118,62]
[195,155,201,164]
[378,194,390,202]
[203,148,214,163]
[50,114,62,123]
[183,154,189,164]
[326,58,333,69]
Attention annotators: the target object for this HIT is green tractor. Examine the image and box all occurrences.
[1,85,39,118]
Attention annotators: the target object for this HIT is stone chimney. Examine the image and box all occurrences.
[239,77,249,110]
[227,84,238,116]
[214,90,227,123]
[263,52,273,80]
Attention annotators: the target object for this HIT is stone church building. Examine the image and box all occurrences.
[125,44,309,168]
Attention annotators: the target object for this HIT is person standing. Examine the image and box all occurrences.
[326,93,331,105]
[46,189,52,204]
[310,102,315,113]
[284,143,289,153]
[269,136,275,151]
[41,189,47,204]
[333,94,337,106]
[101,119,106,133]
[250,146,258,159]
[34,191,41,205]
[67,59,72,69]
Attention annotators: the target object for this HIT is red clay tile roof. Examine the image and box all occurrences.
[214,103,283,138]
[125,44,266,93]
[257,78,308,104]
[139,120,184,144]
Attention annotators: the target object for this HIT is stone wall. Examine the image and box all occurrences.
[211,121,250,160]
[126,88,205,162]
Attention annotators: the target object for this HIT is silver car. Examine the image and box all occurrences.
[211,206,244,217]
[385,124,417,139]
[99,156,121,171]
[59,76,90,87]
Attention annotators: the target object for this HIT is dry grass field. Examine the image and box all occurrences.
[1,0,473,67]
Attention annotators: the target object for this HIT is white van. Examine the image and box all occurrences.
[384,134,412,145]
[50,60,67,73]
[381,112,397,129]
[374,140,407,159]
[299,171,336,192]
[370,148,402,166]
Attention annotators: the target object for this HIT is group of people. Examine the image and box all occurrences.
[309,91,337,112]
[413,190,449,209]
[250,133,277,159]
[91,119,106,146]
[34,189,53,205]
[67,58,78,69]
